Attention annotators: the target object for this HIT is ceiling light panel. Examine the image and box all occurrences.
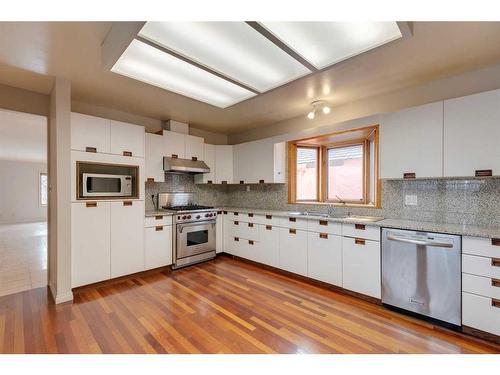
[259,22,402,69]
[139,22,311,92]
[112,39,255,108]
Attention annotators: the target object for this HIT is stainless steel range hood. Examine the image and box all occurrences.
[163,156,210,174]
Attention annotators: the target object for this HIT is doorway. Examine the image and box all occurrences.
[0,109,48,297]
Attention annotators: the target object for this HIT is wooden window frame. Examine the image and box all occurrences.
[293,145,321,203]
[288,125,380,208]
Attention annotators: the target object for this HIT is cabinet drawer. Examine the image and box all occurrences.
[462,273,500,300]
[279,216,308,230]
[463,236,500,258]
[253,213,280,226]
[229,220,258,240]
[342,223,380,241]
[462,292,500,336]
[144,215,173,227]
[307,218,342,235]
[462,254,500,279]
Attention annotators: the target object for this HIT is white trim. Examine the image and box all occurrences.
[49,283,73,304]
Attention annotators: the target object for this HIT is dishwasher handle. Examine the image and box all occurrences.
[386,234,454,248]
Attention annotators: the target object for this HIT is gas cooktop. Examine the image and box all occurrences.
[162,205,214,211]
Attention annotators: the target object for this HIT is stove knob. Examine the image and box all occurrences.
[196,215,201,219]
[209,213,213,217]
[182,215,187,220]
[205,213,209,217]
[187,215,191,219]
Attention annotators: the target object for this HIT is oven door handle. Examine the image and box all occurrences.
[177,220,215,233]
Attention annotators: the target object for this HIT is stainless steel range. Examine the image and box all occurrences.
[158,192,217,269]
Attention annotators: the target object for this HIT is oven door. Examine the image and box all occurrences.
[176,221,216,259]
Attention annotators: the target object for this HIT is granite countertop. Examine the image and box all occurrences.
[145,209,175,217]
[219,207,500,239]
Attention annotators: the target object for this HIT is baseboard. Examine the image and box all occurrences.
[49,283,73,304]
[462,326,500,345]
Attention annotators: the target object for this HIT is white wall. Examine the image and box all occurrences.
[0,160,47,224]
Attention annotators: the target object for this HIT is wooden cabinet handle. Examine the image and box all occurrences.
[248,213,254,217]
[86,202,97,208]
[248,240,254,245]
[475,169,492,177]
[289,229,296,234]
[266,215,272,219]
[155,215,163,220]
[191,157,198,161]
[319,233,328,239]
[248,223,254,227]
[403,172,416,179]
[492,278,500,288]
[355,224,366,230]
[85,146,97,153]
[147,177,155,182]
[234,221,239,225]
[239,180,244,184]
[234,212,239,216]
[259,179,264,184]
[289,217,296,222]
[221,181,227,184]
[171,154,178,159]
[223,211,227,214]
[492,238,500,246]
[319,220,328,226]
[355,238,366,245]
[492,299,500,308]
[234,237,239,242]
[266,225,272,230]
[492,258,500,267]
[123,201,132,206]
[123,151,132,157]
[207,180,213,184]
[155,226,163,231]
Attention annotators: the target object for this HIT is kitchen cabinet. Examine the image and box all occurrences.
[144,225,172,269]
[145,132,166,182]
[215,145,234,184]
[444,89,500,177]
[163,130,186,159]
[307,232,342,286]
[71,201,111,287]
[110,120,145,158]
[223,212,232,254]
[380,102,443,179]
[273,142,286,183]
[194,143,216,184]
[279,227,308,276]
[216,213,224,254]
[256,224,280,268]
[342,236,381,298]
[71,112,110,154]
[110,200,145,278]
[185,134,204,161]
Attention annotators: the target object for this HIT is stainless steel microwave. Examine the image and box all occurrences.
[82,173,133,197]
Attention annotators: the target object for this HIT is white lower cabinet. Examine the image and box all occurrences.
[257,224,280,268]
[223,212,232,254]
[144,225,172,269]
[279,228,308,276]
[463,292,500,336]
[110,201,145,278]
[342,236,381,298]
[216,213,224,254]
[72,201,111,287]
[307,232,342,287]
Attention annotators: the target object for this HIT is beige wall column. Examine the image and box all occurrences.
[48,77,73,304]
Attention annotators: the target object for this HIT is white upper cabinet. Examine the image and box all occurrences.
[380,102,443,179]
[163,130,186,159]
[194,143,216,184]
[71,112,111,153]
[444,89,500,177]
[233,139,286,184]
[110,120,145,157]
[185,134,204,161]
[215,145,234,184]
[145,133,166,183]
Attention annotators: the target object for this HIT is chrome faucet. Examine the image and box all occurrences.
[335,194,346,205]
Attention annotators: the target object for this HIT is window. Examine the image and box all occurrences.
[40,173,48,206]
[288,125,379,207]
[296,147,318,201]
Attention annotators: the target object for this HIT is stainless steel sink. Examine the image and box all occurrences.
[288,212,329,217]
[340,215,384,223]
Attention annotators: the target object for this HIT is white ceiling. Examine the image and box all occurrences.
[0,110,47,163]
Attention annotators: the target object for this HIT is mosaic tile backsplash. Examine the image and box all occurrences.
[146,175,500,227]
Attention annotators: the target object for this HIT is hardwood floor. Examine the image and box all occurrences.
[0,255,499,354]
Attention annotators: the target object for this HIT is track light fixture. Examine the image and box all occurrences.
[307,100,331,120]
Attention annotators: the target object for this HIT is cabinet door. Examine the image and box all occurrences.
[258,224,280,268]
[195,143,215,184]
[233,140,275,184]
[215,145,233,184]
[223,213,233,254]
[342,237,381,298]
[444,89,500,177]
[110,200,145,278]
[145,225,172,269]
[185,134,204,161]
[279,228,308,276]
[380,102,443,179]
[145,133,165,182]
[110,120,145,157]
[216,213,224,254]
[273,142,286,183]
[307,232,342,286]
[71,201,111,287]
[163,130,185,159]
[71,112,110,153]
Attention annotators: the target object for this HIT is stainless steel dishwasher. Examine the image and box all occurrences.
[381,228,461,327]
